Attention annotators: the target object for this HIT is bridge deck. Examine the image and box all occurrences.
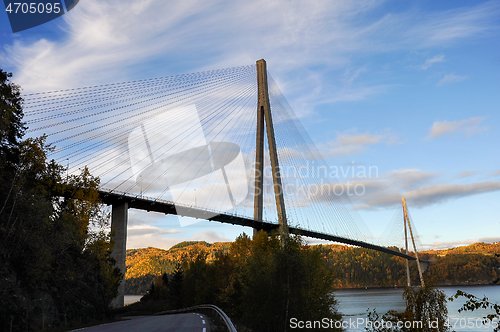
[99,190,423,261]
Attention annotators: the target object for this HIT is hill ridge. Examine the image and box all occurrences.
[125,241,500,294]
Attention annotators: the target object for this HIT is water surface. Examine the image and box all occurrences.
[124,295,143,306]
[335,285,500,331]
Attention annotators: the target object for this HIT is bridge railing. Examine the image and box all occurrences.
[156,304,237,332]
[99,187,278,224]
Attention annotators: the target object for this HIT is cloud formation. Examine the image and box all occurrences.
[428,117,488,138]
[191,231,230,243]
[402,182,500,207]
[455,171,478,179]
[320,130,399,158]
[126,225,183,249]
[423,236,500,250]
[404,1,500,48]
[420,54,445,70]
[2,0,499,95]
[309,168,500,210]
[437,73,469,86]
[127,225,181,237]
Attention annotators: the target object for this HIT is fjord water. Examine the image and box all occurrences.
[124,295,143,306]
[336,285,500,332]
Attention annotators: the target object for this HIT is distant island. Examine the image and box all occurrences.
[125,241,500,295]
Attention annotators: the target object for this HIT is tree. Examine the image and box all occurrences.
[139,231,342,331]
[449,290,500,332]
[366,285,450,332]
[237,232,341,331]
[168,263,184,308]
[0,69,25,165]
[0,69,120,331]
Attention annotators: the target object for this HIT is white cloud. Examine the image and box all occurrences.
[402,181,500,207]
[437,73,469,86]
[420,54,445,70]
[3,0,218,91]
[2,0,498,95]
[344,67,368,86]
[358,180,500,209]
[191,230,230,243]
[423,237,500,250]
[127,225,181,237]
[455,171,478,179]
[126,226,231,249]
[127,210,175,226]
[386,169,438,190]
[428,117,488,138]
[309,168,500,210]
[126,225,183,250]
[325,85,391,103]
[320,130,399,158]
[404,1,500,48]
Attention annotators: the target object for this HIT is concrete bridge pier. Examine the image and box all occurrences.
[419,260,430,274]
[110,201,128,308]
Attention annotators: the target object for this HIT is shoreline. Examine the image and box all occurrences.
[334,282,499,291]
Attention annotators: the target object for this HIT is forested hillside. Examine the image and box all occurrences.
[423,242,500,285]
[320,242,500,288]
[137,233,342,331]
[125,241,231,294]
[125,241,500,294]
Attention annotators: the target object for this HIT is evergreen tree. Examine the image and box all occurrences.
[0,69,120,331]
[169,263,184,308]
[0,69,25,166]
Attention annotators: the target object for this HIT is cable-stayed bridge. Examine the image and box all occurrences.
[23,60,427,307]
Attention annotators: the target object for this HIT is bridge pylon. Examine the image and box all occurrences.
[253,59,288,238]
[110,201,128,308]
[402,197,425,287]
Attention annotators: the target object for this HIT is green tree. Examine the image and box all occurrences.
[238,232,341,331]
[0,70,120,331]
[168,263,184,308]
[0,69,25,165]
[449,290,500,332]
[366,285,450,332]
[140,231,342,331]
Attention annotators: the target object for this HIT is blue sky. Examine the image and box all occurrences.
[1,0,499,250]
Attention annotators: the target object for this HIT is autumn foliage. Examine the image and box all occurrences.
[126,241,500,296]
[141,232,342,331]
[0,70,120,331]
